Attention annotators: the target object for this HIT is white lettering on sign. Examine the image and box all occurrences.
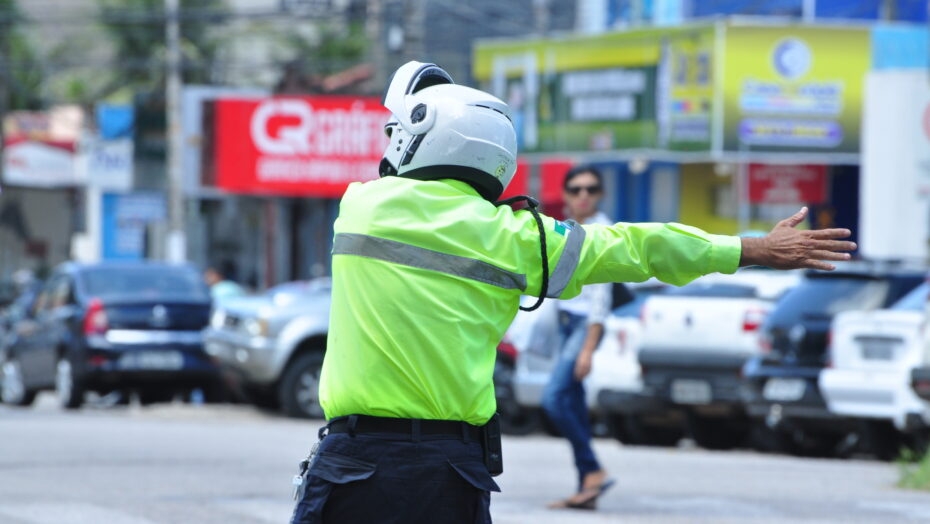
[256,158,381,183]
[249,99,385,157]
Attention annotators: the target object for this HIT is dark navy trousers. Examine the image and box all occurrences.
[290,431,499,524]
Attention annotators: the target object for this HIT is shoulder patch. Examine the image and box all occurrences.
[553,220,574,236]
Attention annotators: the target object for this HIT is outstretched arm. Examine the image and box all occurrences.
[739,207,856,271]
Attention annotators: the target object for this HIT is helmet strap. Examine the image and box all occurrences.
[494,195,549,312]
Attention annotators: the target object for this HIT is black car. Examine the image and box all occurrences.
[0,262,222,408]
[742,264,925,456]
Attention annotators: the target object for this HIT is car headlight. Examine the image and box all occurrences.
[210,309,226,329]
[242,317,269,338]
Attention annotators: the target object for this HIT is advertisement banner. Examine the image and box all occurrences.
[101,192,166,260]
[860,71,930,260]
[747,164,827,204]
[2,107,84,188]
[212,97,390,197]
[722,26,870,153]
[76,137,134,191]
[657,26,716,151]
[475,29,670,153]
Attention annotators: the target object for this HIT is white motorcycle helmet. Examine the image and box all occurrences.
[379,61,518,202]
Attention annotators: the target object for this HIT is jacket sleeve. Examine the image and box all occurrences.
[554,221,742,300]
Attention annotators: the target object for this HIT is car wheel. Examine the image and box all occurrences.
[494,358,540,435]
[1,359,37,406]
[624,415,683,447]
[687,414,749,451]
[279,353,325,419]
[138,389,177,406]
[55,357,85,409]
[860,421,902,461]
[244,384,281,410]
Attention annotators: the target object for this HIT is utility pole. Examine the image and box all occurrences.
[367,0,386,93]
[165,0,186,262]
[404,0,425,63]
[0,8,10,188]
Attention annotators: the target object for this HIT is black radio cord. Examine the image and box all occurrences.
[495,195,549,312]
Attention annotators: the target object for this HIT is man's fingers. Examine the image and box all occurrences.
[803,259,837,271]
[810,239,858,252]
[807,228,853,240]
[777,206,809,229]
[807,250,852,262]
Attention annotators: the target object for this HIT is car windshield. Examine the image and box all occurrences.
[891,281,930,311]
[80,266,210,302]
[768,275,890,324]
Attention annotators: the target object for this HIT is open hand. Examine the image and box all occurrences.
[740,207,857,271]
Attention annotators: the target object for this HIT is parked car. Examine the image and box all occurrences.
[500,281,665,436]
[819,281,930,459]
[587,280,676,445]
[625,268,801,450]
[741,263,926,456]
[203,278,331,418]
[911,298,930,408]
[0,280,43,350]
[0,262,220,408]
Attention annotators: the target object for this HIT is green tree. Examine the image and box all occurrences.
[0,0,45,110]
[96,0,229,93]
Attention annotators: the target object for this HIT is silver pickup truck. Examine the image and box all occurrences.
[622,269,801,449]
[203,279,330,418]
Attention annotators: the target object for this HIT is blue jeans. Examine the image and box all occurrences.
[541,311,601,490]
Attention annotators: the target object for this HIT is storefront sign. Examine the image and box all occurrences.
[723,27,870,153]
[212,97,390,197]
[748,164,827,204]
[474,30,667,153]
[101,192,166,260]
[2,108,84,188]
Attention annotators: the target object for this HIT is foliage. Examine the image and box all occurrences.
[0,0,45,110]
[96,0,229,91]
[897,448,930,491]
[286,20,369,77]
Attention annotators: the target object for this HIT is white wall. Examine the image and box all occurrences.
[859,71,930,261]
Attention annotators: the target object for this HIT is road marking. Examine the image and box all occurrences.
[634,496,780,518]
[210,497,294,523]
[0,503,158,524]
[858,500,930,521]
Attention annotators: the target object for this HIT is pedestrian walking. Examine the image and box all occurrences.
[289,60,855,524]
[542,164,615,510]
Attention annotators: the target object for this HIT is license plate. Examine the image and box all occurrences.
[670,379,712,405]
[763,378,806,402]
[118,351,184,370]
[861,341,895,360]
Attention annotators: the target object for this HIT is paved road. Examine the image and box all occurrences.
[2,395,929,523]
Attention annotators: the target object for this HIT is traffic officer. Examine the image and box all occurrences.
[289,61,856,524]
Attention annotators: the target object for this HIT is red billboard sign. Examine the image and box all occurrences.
[213,97,391,197]
[748,164,827,204]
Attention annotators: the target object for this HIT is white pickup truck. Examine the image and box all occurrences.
[624,269,801,450]
[819,282,930,459]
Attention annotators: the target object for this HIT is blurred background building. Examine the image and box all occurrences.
[0,0,928,290]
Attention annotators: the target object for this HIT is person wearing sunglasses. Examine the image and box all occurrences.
[542,165,616,510]
[290,61,855,524]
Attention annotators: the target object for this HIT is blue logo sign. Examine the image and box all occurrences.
[772,38,812,80]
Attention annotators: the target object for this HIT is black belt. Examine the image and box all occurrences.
[327,415,483,442]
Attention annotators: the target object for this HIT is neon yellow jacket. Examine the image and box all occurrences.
[319,176,742,425]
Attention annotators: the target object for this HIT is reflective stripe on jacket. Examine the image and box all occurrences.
[319,176,741,425]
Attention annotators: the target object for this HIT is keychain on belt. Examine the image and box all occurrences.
[293,425,328,500]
